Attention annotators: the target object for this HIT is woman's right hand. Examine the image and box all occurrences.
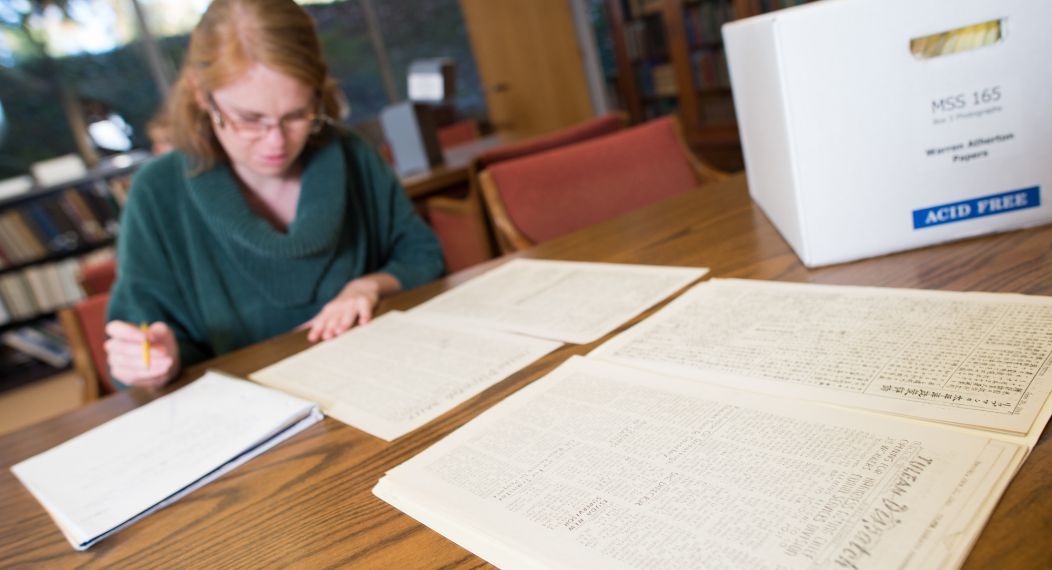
[104,320,181,388]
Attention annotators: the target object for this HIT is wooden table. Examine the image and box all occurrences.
[2,174,1050,568]
[399,134,509,200]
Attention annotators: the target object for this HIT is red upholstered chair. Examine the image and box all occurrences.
[436,119,481,150]
[479,116,725,253]
[57,292,115,401]
[474,113,627,172]
[426,113,628,271]
[426,204,495,274]
[77,258,117,296]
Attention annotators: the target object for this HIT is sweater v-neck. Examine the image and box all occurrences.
[185,140,349,306]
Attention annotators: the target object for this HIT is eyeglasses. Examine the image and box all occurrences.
[207,95,333,140]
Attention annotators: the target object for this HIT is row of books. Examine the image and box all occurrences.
[648,62,677,97]
[683,0,734,47]
[0,248,114,325]
[623,18,669,61]
[633,61,677,100]
[0,183,122,268]
[691,47,731,90]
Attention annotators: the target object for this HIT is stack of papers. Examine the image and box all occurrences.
[374,279,1052,569]
[375,356,1024,569]
[11,372,321,550]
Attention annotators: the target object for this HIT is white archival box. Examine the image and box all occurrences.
[723,0,1052,267]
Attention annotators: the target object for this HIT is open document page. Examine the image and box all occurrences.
[11,372,321,550]
[409,259,708,344]
[374,356,1022,570]
[250,311,561,441]
[592,279,1052,440]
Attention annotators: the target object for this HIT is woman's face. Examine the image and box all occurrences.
[205,63,317,180]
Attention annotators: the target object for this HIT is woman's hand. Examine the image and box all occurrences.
[104,321,181,388]
[302,274,401,342]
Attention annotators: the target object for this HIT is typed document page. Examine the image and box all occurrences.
[11,373,320,550]
[410,259,708,344]
[374,357,1020,570]
[251,311,561,441]
[593,279,1052,436]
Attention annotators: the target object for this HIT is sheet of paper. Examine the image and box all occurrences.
[11,372,320,550]
[593,279,1052,437]
[250,311,561,441]
[375,356,1021,570]
[410,259,708,344]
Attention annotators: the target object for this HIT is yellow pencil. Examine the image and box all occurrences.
[140,322,151,369]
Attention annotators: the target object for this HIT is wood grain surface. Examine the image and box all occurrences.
[2,174,1050,568]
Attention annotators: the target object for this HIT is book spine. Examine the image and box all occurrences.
[57,191,100,243]
[40,263,67,311]
[83,185,121,236]
[0,276,18,320]
[41,199,84,250]
[0,216,20,264]
[22,266,52,313]
[3,211,43,260]
[56,258,85,305]
[63,190,108,242]
[6,271,39,319]
[23,204,61,252]
[22,204,66,253]
[0,291,9,325]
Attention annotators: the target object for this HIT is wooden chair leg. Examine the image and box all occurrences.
[57,308,99,403]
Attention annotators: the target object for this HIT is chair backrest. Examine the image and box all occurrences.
[57,292,114,401]
[474,113,626,171]
[77,258,117,296]
[479,116,724,252]
[436,119,481,149]
[425,113,628,272]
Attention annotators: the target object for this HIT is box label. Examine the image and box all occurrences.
[912,186,1040,229]
[914,76,1024,170]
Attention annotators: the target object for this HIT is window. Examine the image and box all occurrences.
[0,0,161,178]
[302,1,392,122]
[0,0,486,180]
[371,0,484,114]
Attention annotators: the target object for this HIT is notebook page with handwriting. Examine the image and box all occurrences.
[11,372,321,550]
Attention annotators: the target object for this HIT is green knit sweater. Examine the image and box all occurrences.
[107,132,444,377]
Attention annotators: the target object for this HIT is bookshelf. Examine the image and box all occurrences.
[601,0,813,171]
[0,152,148,330]
[0,151,148,389]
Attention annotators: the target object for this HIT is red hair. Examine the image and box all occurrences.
[167,0,342,171]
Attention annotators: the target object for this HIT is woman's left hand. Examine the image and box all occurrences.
[302,278,382,341]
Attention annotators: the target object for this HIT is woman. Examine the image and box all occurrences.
[104,0,444,388]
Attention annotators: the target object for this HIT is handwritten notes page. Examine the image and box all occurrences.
[375,356,1021,570]
[11,373,321,550]
[250,311,561,441]
[410,259,708,344]
[593,279,1052,438]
